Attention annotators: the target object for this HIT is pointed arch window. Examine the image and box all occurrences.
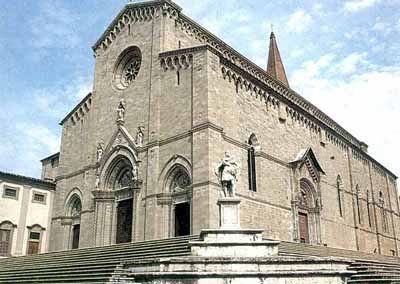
[366,190,372,227]
[336,176,343,217]
[248,134,258,192]
[355,185,362,225]
[379,191,388,233]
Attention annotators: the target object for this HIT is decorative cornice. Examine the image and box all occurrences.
[0,170,55,190]
[92,0,182,53]
[59,93,92,126]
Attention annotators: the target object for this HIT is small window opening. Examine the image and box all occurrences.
[176,71,180,86]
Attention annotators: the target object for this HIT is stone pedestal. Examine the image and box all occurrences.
[190,197,280,257]
[218,197,241,229]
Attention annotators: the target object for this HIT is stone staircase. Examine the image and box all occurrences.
[0,235,195,283]
[1,236,399,283]
[347,261,400,283]
[278,241,400,283]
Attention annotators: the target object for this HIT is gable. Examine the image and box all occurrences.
[291,148,325,183]
[100,125,138,165]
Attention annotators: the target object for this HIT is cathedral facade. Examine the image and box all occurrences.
[49,0,399,257]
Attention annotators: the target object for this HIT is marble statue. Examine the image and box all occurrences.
[95,175,100,189]
[135,126,144,146]
[96,143,104,162]
[132,163,138,181]
[116,99,126,123]
[215,152,239,197]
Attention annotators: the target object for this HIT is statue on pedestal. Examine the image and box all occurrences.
[215,152,239,198]
[116,99,126,123]
[135,126,144,146]
[131,163,138,182]
[96,143,104,162]
[95,174,100,190]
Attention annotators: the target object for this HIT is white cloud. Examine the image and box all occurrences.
[297,53,336,78]
[30,2,81,49]
[312,3,324,14]
[336,52,368,75]
[344,0,381,12]
[286,10,313,33]
[372,21,386,31]
[0,77,91,178]
[0,123,60,178]
[291,55,400,176]
[33,77,92,118]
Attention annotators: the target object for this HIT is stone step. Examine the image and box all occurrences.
[0,242,190,271]
[348,279,400,283]
[0,236,195,267]
[0,235,196,267]
[0,252,191,279]
[0,235,194,283]
[278,241,400,264]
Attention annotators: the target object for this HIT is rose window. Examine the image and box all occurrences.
[114,46,142,90]
[123,58,141,86]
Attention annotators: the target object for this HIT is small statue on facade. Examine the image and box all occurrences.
[215,152,239,198]
[116,99,126,123]
[96,143,104,162]
[135,126,144,146]
[131,163,138,182]
[95,175,100,189]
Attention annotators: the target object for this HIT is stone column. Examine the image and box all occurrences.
[15,185,31,256]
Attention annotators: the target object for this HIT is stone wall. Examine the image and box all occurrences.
[49,1,399,257]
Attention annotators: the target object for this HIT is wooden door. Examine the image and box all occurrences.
[0,230,10,256]
[72,224,80,249]
[299,212,309,243]
[175,202,190,237]
[27,241,39,255]
[116,199,133,244]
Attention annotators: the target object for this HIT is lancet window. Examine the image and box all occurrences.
[336,176,343,217]
[248,134,258,192]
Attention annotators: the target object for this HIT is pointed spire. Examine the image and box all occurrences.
[267,31,289,87]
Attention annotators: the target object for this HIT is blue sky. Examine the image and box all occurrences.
[0,0,399,179]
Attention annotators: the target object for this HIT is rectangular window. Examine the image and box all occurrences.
[33,194,45,203]
[32,191,47,204]
[29,232,41,240]
[3,187,18,200]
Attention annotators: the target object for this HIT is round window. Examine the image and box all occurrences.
[113,46,142,90]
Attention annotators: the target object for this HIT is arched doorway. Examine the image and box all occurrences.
[167,166,192,237]
[66,194,82,249]
[105,156,137,244]
[114,168,134,244]
[296,179,321,244]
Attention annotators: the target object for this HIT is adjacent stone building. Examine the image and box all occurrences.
[0,171,55,257]
[48,0,399,258]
